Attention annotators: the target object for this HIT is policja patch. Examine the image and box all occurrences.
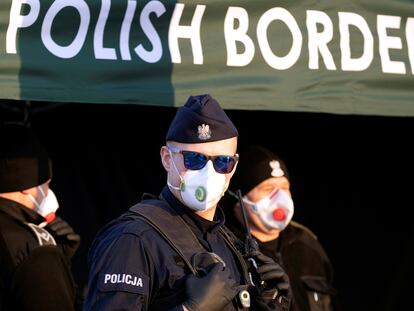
[98,271,149,294]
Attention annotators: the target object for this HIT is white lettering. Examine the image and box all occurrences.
[6,0,40,54]
[5,3,414,77]
[339,12,374,71]
[257,7,302,70]
[103,273,144,286]
[120,0,137,61]
[135,0,166,63]
[405,18,414,74]
[104,274,111,284]
[224,7,255,67]
[41,0,90,59]
[125,274,132,284]
[168,3,205,64]
[94,0,116,60]
[377,15,406,74]
[110,274,117,283]
[306,10,336,70]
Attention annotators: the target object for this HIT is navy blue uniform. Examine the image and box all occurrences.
[85,187,248,311]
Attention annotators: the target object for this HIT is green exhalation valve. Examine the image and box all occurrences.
[195,186,206,202]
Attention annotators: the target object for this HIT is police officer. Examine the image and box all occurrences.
[84,95,291,311]
[0,124,81,310]
[224,145,340,311]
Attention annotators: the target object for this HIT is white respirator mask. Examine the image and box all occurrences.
[243,188,294,230]
[27,186,59,224]
[168,153,229,212]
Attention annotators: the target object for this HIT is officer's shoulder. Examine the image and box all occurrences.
[288,220,318,240]
[97,210,157,239]
[0,213,38,245]
[121,218,155,236]
[0,215,52,267]
[288,221,333,264]
[119,198,172,236]
[95,199,174,239]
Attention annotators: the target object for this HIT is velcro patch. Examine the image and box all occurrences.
[98,272,149,295]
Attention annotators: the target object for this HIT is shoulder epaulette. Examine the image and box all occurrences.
[290,220,318,240]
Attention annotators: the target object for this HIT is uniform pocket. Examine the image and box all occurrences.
[301,275,336,311]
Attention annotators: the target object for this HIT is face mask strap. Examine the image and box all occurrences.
[242,196,255,205]
[27,193,41,209]
[38,185,46,197]
[242,195,260,214]
[26,185,46,209]
[242,187,279,214]
[167,149,185,191]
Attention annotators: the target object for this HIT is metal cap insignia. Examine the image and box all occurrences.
[269,160,284,177]
[197,124,211,140]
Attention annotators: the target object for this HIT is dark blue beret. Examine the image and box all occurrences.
[166,94,238,143]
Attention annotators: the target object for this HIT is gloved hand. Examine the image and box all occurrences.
[251,253,291,311]
[183,262,238,311]
[47,216,80,259]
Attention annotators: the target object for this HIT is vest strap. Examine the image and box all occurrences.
[128,200,205,275]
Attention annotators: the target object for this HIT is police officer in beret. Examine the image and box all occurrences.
[224,145,340,311]
[84,95,291,311]
[0,124,81,310]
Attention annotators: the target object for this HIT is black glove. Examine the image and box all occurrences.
[183,262,238,311]
[252,253,291,311]
[47,217,81,259]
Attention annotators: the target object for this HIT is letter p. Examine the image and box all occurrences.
[104,274,111,284]
[6,0,40,53]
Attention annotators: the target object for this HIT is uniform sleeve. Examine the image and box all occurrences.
[10,245,76,311]
[84,232,154,311]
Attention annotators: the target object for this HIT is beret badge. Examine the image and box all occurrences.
[270,160,285,177]
[197,124,211,140]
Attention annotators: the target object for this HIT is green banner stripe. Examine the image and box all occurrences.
[1,0,414,116]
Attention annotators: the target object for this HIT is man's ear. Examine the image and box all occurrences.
[160,146,172,171]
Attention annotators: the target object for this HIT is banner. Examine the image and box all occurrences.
[1,0,414,116]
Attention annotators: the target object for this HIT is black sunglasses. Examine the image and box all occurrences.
[169,147,239,174]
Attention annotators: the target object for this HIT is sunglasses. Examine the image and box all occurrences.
[168,147,239,174]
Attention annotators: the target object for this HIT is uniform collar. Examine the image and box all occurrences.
[160,185,225,234]
[0,197,45,224]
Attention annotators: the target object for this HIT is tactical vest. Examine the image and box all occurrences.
[124,198,251,310]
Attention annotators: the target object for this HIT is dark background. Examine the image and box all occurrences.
[1,101,413,311]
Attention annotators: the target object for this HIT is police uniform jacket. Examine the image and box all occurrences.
[85,186,250,311]
[227,219,340,311]
[0,197,76,311]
